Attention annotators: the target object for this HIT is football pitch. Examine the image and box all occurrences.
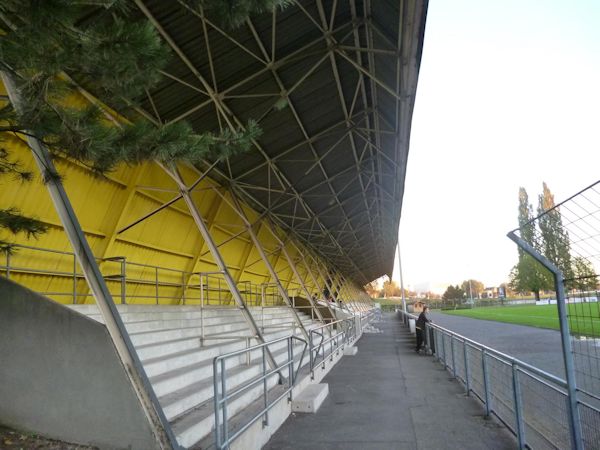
[442,303,600,337]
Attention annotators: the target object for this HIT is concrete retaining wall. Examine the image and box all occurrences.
[0,277,159,449]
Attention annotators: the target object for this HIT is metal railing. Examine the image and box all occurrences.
[309,317,357,379]
[213,335,307,450]
[211,307,372,449]
[398,310,600,449]
[0,244,286,307]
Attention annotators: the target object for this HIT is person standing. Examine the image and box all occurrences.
[415,306,432,353]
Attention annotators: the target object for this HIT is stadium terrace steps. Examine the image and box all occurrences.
[67,304,320,448]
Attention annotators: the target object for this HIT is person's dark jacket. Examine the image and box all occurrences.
[416,311,430,330]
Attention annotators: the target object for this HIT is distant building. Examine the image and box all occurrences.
[482,287,499,299]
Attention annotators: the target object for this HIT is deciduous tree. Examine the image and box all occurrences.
[509,187,552,300]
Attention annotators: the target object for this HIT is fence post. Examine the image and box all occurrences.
[508,231,583,450]
[482,349,491,417]
[512,363,526,449]
[441,331,446,368]
[451,334,457,378]
[463,341,470,395]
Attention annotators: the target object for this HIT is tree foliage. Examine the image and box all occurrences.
[537,182,573,281]
[460,279,484,299]
[442,285,465,301]
[509,187,552,300]
[0,0,280,251]
[572,257,597,291]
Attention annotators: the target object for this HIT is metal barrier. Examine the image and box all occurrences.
[398,310,600,449]
[212,334,307,450]
[0,244,291,307]
[309,317,356,379]
[211,307,371,449]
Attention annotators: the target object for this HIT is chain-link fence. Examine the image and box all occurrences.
[510,181,600,397]
[398,310,600,449]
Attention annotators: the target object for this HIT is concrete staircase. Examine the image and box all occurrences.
[68,304,319,449]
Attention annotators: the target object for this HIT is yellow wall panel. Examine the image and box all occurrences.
[1,133,343,304]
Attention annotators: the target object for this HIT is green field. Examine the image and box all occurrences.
[442,303,600,337]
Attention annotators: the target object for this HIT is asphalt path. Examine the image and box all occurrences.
[429,312,566,378]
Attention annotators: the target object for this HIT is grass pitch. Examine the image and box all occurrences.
[442,303,600,337]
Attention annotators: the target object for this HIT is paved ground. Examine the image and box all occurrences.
[429,312,566,378]
[264,313,516,450]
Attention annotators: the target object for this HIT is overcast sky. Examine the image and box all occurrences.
[392,0,600,293]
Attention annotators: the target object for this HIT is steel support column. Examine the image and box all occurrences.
[289,240,337,320]
[262,224,326,323]
[159,162,280,373]
[225,190,310,342]
[0,71,178,450]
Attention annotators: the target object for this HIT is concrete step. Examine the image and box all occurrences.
[129,321,250,347]
[149,328,310,399]
[132,316,313,361]
[159,340,306,421]
[141,321,314,377]
[171,350,309,448]
[80,309,303,326]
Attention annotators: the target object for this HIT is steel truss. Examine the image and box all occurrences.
[131,0,427,285]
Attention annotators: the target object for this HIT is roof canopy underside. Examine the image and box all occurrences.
[127,0,427,285]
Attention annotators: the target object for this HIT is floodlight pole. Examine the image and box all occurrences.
[0,71,178,450]
[397,242,407,313]
[507,231,583,450]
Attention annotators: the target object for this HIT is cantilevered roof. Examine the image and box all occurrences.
[129,0,427,285]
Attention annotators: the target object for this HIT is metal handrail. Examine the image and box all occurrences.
[399,310,566,388]
[397,309,600,449]
[309,317,356,378]
[213,334,307,450]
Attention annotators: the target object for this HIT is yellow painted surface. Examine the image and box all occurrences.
[0,79,355,305]
[1,133,341,306]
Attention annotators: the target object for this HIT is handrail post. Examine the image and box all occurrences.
[213,359,220,449]
[200,274,205,346]
[73,254,77,304]
[262,346,268,426]
[512,363,526,449]
[287,338,293,396]
[154,266,159,305]
[482,349,491,417]
[309,331,314,380]
[181,271,186,305]
[221,358,228,447]
[5,251,10,279]
[120,257,126,305]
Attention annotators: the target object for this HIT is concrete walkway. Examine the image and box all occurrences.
[264,313,516,450]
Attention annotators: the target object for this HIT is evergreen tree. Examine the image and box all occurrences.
[572,257,597,291]
[509,187,552,300]
[0,1,284,251]
[537,182,573,283]
[442,285,465,301]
